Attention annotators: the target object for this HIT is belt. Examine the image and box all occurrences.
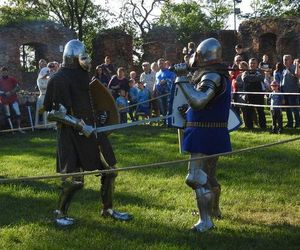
[185,121,228,128]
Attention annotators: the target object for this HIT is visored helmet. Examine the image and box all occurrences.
[62,39,91,71]
[190,38,222,67]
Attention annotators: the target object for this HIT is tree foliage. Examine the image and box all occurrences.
[203,0,232,30]
[244,0,300,18]
[158,1,210,44]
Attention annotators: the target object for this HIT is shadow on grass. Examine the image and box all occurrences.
[39,213,300,249]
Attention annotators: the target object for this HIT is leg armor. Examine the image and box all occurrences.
[186,153,214,232]
[100,166,133,221]
[57,176,84,216]
[205,157,222,219]
[100,168,118,210]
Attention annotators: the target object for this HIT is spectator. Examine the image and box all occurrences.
[281,55,300,128]
[268,81,284,134]
[0,66,24,133]
[102,56,116,80]
[108,67,129,99]
[187,41,195,56]
[129,70,137,85]
[259,54,273,73]
[38,59,47,71]
[47,62,59,77]
[135,82,151,120]
[116,89,129,124]
[151,61,159,74]
[140,62,156,93]
[35,66,51,128]
[155,58,175,118]
[242,58,266,129]
[235,44,248,62]
[128,79,138,121]
[92,65,110,87]
[230,55,242,85]
[232,60,249,120]
[140,61,156,117]
[273,62,284,86]
[263,71,272,92]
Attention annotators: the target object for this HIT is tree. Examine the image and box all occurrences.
[243,0,300,18]
[203,0,232,30]
[117,0,167,63]
[119,0,166,39]
[158,1,211,45]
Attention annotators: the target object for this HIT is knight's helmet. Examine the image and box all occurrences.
[62,39,91,71]
[190,38,222,67]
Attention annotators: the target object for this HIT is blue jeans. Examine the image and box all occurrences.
[285,95,300,126]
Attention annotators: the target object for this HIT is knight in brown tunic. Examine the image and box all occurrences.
[44,39,132,226]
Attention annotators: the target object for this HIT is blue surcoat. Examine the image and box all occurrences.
[182,76,232,155]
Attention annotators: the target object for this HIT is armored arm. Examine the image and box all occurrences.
[177,71,222,110]
[47,104,94,138]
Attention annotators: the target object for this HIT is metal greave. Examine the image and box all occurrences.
[100,173,117,210]
[58,181,84,216]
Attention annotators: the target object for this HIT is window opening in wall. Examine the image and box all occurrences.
[20,44,37,72]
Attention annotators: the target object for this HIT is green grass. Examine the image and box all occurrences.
[0,124,299,250]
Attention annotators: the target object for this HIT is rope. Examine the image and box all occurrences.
[234,91,300,96]
[0,123,56,134]
[119,92,170,111]
[231,102,300,109]
[1,135,300,184]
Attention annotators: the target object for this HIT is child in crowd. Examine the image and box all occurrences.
[135,81,151,120]
[129,71,137,86]
[269,81,284,134]
[128,79,138,121]
[116,89,129,123]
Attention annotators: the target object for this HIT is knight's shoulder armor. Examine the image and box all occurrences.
[200,72,222,88]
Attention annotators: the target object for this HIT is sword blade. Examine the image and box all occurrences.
[95,115,172,133]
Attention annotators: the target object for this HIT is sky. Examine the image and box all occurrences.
[0,0,253,30]
[98,0,253,31]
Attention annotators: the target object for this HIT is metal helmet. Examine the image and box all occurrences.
[191,38,222,67]
[62,39,91,71]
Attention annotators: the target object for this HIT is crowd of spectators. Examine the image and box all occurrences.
[1,42,300,134]
[230,44,300,133]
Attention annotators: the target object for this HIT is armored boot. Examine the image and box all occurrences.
[212,186,222,219]
[100,173,133,221]
[55,178,83,226]
[192,187,214,232]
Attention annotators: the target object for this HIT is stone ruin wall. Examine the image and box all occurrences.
[92,31,133,74]
[238,17,300,66]
[0,21,75,129]
[0,20,76,90]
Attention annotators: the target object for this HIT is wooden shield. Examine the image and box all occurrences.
[89,79,120,131]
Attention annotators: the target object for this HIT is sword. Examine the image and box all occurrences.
[94,115,172,133]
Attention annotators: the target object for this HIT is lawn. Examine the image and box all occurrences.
[0,125,299,250]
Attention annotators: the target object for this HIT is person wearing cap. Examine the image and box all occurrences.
[0,66,24,133]
[268,80,284,133]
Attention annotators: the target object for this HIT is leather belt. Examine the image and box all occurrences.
[185,121,228,128]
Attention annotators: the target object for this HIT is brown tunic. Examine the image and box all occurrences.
[44,67,116,173]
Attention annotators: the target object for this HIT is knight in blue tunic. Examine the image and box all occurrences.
[174,38,231,232]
